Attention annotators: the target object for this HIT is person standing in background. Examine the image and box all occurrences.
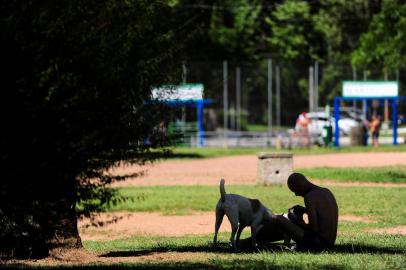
[370,115,381,147]
[297,112,311,147]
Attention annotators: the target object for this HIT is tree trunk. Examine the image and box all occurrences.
[42,199,83,253]
[0,174,82,259]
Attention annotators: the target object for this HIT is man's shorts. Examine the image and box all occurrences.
[372,131,379,140]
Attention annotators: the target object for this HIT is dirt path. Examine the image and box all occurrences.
[78,212,224,241]
[79,212,402,241]
[111,152,406,186]
[2,250,211,267]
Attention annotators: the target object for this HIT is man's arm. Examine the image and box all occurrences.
[304,195,319,233]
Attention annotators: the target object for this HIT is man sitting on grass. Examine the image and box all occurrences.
[241,172,338,251]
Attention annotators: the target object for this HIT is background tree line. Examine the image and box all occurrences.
[180,0,405,125]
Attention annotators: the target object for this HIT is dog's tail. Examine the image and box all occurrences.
[220,178,226,202]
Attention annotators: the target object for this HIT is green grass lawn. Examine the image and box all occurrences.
[79,184,405,269]
[84,182,406,269]
[10,234,403,269]
[245,124,290,132]
[167,144,406,159]
[298,166,406,183]
[8,184,405,269]
[80,234,405,270]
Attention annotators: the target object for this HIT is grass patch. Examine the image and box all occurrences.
[81,234,406,270]
[83,232,406,254]
[8,234,404,269]
[104,185,406,227]
[298,166,406,183]
[167,144,406,159]
[245,124,289,132]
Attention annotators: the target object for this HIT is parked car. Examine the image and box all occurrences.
[295,111,359,137]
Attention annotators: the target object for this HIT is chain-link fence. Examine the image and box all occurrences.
[163,60,406,147]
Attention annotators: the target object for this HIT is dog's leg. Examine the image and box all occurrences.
[225,211,239,251]
[250,218,263,249]
[283,234,291,246]
[250,225,258,248]
[235,224,244,249]
[230,223,238,251]
[213,208,224,246]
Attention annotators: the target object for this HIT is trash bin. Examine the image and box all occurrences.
[322,125,333,146]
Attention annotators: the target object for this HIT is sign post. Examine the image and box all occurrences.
[152,83,204,101]
[334,81,401,147]
[152,83,208,147]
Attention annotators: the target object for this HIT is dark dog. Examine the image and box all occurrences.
[286,205,307,224]
[213,179,273,250]
[281,204,307,245]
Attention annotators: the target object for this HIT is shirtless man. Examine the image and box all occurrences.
[296,112,311,147]
[273,172,338,250]
[370,115,381,147]
[239,172,338,251]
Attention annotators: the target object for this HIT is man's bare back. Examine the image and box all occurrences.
[304,186,338,246]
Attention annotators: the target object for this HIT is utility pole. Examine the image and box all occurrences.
[352,65,357,110]
[384,70,389,127]
[267,59,273,137]
[236,66,241,132]
[352,66,357,81]
[182,62,187,135]
[314,61,319,112]
[396,69,400,98]
[182,62,187,83]
[223,61,228,148]
[309,66,314,112]
[363,70,367,119]
[276,65,281,128]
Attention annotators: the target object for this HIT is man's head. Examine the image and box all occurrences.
[287,173,314,197]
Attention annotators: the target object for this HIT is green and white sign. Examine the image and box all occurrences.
[152,83,204,101]
[343,81,398,97]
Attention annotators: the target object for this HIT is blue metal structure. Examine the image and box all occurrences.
[333,96,405,147]
[161,99,213,147]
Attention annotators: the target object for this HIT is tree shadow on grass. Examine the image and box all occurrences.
[0,262,347,270]
[100,242,405,258]
[259,242,405,255]
[155,152,204,160]
[1,262,213,270]
[3,243,402,270]
[330,243,405,254]
[99,243,232,257]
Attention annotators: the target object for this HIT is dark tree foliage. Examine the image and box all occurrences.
[352,0,406,72]
[0,0,206,258]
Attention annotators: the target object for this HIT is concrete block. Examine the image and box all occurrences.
[257,152,293,185]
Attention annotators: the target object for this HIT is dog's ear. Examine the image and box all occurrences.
[290,205,306,214]
[249,199,261,213]
[292,205,307,215]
